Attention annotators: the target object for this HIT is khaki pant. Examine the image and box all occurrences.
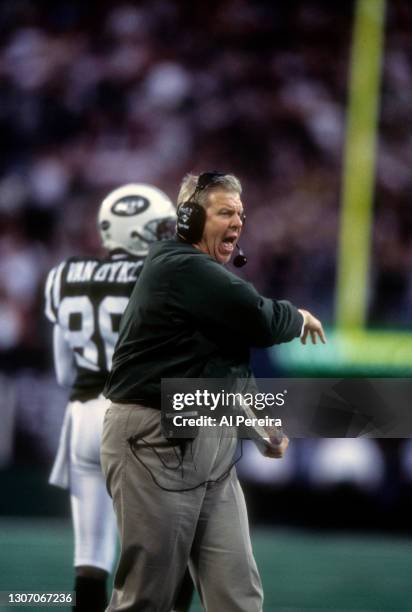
[101,403,263,612]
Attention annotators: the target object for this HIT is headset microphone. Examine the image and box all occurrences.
[233,244,247,267]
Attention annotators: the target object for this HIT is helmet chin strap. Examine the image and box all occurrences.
[128,232,148,256]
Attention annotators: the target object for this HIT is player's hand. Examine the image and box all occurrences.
[263,433,289,459]
[298,309,326,345]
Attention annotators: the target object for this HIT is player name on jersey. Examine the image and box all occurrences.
[66,260,142,284]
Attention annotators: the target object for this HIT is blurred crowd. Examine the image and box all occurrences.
[1,0,411,365]
[0,0,412,494]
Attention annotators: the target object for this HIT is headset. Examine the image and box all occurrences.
[176,171,247,267]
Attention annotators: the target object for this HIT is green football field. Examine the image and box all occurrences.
[0,518,411,611]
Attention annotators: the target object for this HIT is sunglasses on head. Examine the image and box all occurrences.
[190,171,226,201]
[197,171,225,190]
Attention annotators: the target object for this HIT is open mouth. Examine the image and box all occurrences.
[219,235,237,256]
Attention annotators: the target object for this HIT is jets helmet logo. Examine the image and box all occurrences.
[111,195,150,216]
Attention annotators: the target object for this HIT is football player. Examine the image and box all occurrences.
[44,184,178,611]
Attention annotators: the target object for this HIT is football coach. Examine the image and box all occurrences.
[101,171,325,611]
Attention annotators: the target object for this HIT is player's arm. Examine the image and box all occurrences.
[45,263,75,387]
[53,324,76,388]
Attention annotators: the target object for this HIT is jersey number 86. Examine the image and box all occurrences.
[58,295,128,372]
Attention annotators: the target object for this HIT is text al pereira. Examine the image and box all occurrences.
[172,415,282,427]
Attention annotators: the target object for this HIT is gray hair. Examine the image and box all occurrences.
[177,173,242,209]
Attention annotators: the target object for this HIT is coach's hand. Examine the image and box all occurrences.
[298,309,326,345]
[264,432,289,458]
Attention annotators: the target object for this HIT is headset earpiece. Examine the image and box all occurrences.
[176,201,206,243]
[176,171,225,244]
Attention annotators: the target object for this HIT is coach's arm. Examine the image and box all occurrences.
[179,256,325,348]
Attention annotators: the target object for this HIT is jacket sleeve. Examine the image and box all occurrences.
[178,256,303,348]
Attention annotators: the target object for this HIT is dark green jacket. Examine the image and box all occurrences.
[104,238,303,406]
